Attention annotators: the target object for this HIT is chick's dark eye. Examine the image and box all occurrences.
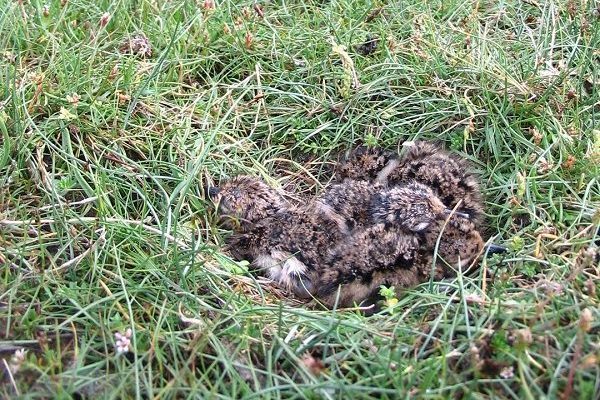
[208,187,220,197]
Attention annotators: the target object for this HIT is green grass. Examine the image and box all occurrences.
[1,0,599,398]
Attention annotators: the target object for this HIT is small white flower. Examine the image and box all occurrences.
[66,93,80,105]
[99,12,111,27]
[13,348,26,362]
[499,366,514,379]
[57,107,77,121]
[9,348,27,373]
[114,328,133,354]
[464,293,486,304]
[536,280,563,295]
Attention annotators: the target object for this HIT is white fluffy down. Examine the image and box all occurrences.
[254,250,308,289]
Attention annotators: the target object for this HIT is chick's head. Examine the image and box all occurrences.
[437,227,484,270]
[422,218,485,277]
[208,175,287,230]
[371,181,449,232]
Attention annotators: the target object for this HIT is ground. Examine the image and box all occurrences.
[1,0,599,398]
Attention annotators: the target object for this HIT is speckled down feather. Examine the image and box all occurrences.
[335,140,484,224]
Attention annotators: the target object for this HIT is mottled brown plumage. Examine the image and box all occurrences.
[335,141,484,223]
[210,143,492,310]
[314,219,485,309]
[209,175,348,297]
[334,145,396,183]
[310,183,484,308]
[370,182,449,232]
[309,224,483,307]
[314,179,381,232]
[415,218,485,281]
[210,176,442,303]
[315,223,421,307]
[209,175,288,232]
[316,179,466,236]
[389,141,484,223]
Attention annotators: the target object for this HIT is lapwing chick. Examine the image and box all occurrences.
[314,179,382,232]
[315,223,421,308]
[209,175,348,298]
[310,181,461,308]
[389,141,484,223]
[312,218,486,309]
[369,181,468,232]
[208,175,288,232]
[415,218,485,281]
[370,182,487,294]
[334,140,484,223]
[314,178,466,234]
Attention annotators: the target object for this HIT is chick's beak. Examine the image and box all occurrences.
[484,243,507,256]
[206,186,220,200]
[443,208,471,219]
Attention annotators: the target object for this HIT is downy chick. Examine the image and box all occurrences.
[387,141,484,223]
[208,175,348,298]
[335,141,484,223]
[312,182,473,308]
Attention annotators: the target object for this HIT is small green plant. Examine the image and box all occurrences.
[364,133,378,147]
[509,235,525,252]
[379,285,398,309]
